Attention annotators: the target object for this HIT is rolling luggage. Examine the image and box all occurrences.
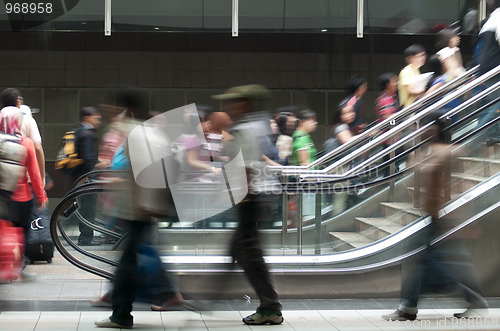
[26,207,54,264]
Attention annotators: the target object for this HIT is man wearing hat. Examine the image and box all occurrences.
[213,84,283,325]
[73,106,102,246]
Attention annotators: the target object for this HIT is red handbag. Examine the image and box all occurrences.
[0,220,24,282]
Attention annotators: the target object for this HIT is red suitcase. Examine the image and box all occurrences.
[0,220,24,282]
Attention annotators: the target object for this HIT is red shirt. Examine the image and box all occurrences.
[375,91,399,121]
[375,92,400,145]
[11,137,47,203]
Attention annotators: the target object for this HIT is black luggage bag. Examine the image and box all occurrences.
[26,207,54,264]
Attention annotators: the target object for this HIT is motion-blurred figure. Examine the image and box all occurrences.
[338,75,367,135]
[383,116,487,321]
[213,84,284,325]
[476,1,500,146]
[95,90,182,329]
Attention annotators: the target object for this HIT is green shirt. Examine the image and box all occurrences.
[291,130,317,166]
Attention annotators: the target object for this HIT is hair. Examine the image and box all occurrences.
[80,106,100,120]
[436,28,458,50]
[276,111,296,136]
[0,88,21,108]
[404,44,426,58]
[426,55,443,90]
[329,105,352,137]
[347,75,367,95]
[115,88,149,120]
[207,111,232,133]
[297,109,316,121]
[377,72,397,91]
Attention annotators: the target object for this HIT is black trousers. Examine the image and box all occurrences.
[8,199,34,261]
[229,194,282,311]
[76,193,97,242]
[111,220,176,324]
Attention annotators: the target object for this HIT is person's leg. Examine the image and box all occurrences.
[77,193,99,244]
[8,199,33,260]
[230,195,283,325]
[108,220,147,327]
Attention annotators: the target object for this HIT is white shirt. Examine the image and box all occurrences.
[19,105,42,144]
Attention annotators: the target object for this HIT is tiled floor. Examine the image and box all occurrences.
[1,309,500,330]
[2,253,500,330]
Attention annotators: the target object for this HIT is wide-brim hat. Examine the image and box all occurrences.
[212,84,271,101]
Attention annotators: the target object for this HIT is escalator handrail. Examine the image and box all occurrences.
[279,64,500,177]
[51,186,121,279]
[53,174,500,276]
[51,140,500,278]
[69,169,129,192]
[272,65,479,172]
[163,177,500,272]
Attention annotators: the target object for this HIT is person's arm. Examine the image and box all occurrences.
[185,149,220,173]
[34,142,46,185]
[262,154,280,166]
[425,81,444,96]
[454,48,463,68]
[296,149,310,166]
[336,129,354,145]
[24,139,48,207]
[78,130,97,173]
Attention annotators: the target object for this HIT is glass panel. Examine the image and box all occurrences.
[50,70,500,279]
[0,0,480,34]
[365,0,469,34]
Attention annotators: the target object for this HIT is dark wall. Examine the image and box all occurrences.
[0,31,474,196]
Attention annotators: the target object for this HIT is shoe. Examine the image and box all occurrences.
[242,308,284,325]
[90,292,112,308]
[95,317,132,329]
[454,308,488,319]
[18,271,35,282]
[382,309,417,321]
[78,239,102,246]
[485,138,500,147]
[453,299,488,318]
[151,292,184,311]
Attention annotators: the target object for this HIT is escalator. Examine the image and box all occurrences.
[50,64,500,298]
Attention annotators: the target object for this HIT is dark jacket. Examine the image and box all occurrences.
[72,122,98,181]
[478,8,500,76]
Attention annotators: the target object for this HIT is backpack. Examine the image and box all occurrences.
[55,128,83,174]
[0,132,26,192]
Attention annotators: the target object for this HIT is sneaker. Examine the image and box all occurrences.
[485,138,500,147]
[18,271,35,282]
[242,308,284,325]
[90,292,112,308]
[95,317,132,329]
[382,309,417,321]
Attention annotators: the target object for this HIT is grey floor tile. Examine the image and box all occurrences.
[201,311,251,330]
[0,311,40,331]
[79,311,114,331]
[36,311,81,330]
[281,310,336,330]
[161,310,208,330]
